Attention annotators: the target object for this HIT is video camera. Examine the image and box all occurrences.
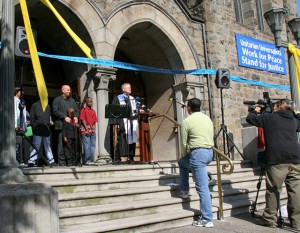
[243,92,275,113]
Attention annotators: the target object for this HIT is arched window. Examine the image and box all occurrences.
[235,0,272,31]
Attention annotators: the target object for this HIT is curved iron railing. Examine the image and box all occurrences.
[212,146,234,219]
[148,114,234,220]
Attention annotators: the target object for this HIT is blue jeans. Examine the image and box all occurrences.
[178,148,213,221]
[82,133,96,162]
[29,135,54,163]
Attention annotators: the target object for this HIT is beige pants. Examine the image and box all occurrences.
[262,163,300,228]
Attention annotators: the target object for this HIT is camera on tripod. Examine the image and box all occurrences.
[243,92,275,113]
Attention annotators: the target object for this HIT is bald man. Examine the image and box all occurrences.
[53,85,79,166]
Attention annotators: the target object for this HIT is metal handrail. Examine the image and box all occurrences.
[212,146,234,220]
[289,164,300,173]
[148,114,234,220]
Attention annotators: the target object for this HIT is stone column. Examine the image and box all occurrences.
[0,0,26,183]
[172,81,204,155]
[173,81,204,123]
[0,2,59,232]
[87,66,116,163]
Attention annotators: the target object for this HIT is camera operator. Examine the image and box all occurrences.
[246,99,300,229]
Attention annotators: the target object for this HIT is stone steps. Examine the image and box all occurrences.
[22,160,287,233]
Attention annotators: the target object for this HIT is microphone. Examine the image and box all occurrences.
[169,97,186,108]
[243,101,256,105]
[135,96,145,100]
[169,97,175,102]
[123,95,129,103]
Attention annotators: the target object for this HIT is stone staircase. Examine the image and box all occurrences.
[22,160,287,233]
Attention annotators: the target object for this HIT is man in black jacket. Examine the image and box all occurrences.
[28,100,56,167]
[246,99,300,229]
[53,85,79,166]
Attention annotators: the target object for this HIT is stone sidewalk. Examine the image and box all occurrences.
[155,213,299,233]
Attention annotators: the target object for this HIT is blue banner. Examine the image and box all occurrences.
[0,41,291,91]
[236,33,286,75]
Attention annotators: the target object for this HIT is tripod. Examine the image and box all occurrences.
[17,129,52,167]
[250,165,265,217]
[214,88,244,160]
[250,165,284,228]
[16,100,51,167]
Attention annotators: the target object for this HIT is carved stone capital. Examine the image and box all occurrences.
[87,66,117,91]
[173,81,203,100]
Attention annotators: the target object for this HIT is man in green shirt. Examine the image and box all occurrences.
[178,98,214,228]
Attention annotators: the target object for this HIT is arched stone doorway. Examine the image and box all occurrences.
[110,21,189,161]
[103,2,202,161]
[10,1,204,162]
[14,0,95,160]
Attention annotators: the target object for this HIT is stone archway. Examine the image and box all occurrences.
[105,4,200,161]
[13,0,97,161]
[11,1,203,162]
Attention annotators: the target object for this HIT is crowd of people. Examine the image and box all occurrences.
[14,83,300,229]
[14,84,98,167]
[14,82,140,167]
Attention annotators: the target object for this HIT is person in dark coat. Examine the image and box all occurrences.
[52,85,79,166]
[28,100,56,167]
[246,99,300,229]
[62,107,79,166]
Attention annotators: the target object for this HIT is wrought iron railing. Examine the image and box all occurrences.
[148,114,234,220]
[211,146,234,219]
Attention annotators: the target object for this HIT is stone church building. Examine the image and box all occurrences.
[3,0,297,162]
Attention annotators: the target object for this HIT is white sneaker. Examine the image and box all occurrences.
[86,161,95,165]
[178,190,190,199]
[192,219,214,228]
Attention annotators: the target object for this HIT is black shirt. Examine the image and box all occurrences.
[52,95,79,130]
[30,101,52,137]
[246,110,300,165]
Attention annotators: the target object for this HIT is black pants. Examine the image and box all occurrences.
[56,130,65,165]
[128,143,136,160]
[64,138,76,166]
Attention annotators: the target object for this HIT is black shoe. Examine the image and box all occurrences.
[28,162,35,167]
[50,162,58,167]
[127,159,134,165]
[59,163,66,166]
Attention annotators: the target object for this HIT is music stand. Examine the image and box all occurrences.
[105,104,131,163]
[105,104,131,119]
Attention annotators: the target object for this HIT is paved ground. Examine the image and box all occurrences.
[155,213,299,233]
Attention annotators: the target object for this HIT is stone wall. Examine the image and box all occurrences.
[199,0,294,155]
[85,0,297,158]
[4,0,296,160]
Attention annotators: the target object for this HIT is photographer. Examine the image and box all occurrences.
[246,99,300,229]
